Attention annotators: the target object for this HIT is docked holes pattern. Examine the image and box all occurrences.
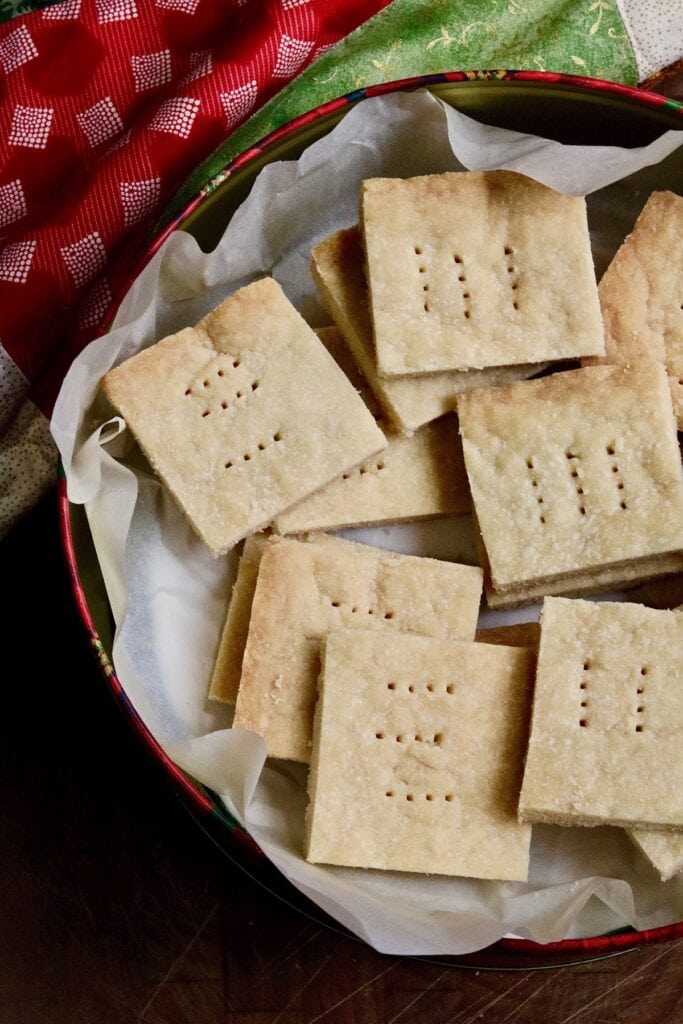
[184,357,259,416]
[505,245,520,310]
[565,449,587,517]
[635,667,647,733]
[526,456,546,524]
[326,597,396,620]
[224,431,283,470]
[606,442,627,510]
[384,680,455,695]
[342,459,387,481]
[579,657,590,727]
[385,790,454,802]
[414,245,430,312]
[578,660,648,732]
[453,253,471,319]
[374,731,443,746]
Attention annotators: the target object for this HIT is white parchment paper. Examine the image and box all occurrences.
[52,91,683,955]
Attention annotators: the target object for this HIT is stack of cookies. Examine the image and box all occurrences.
[101,170,683,886]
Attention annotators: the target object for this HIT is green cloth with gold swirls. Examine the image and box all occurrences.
[173,0,637,215]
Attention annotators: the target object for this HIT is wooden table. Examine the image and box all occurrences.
[1,491,681,1023]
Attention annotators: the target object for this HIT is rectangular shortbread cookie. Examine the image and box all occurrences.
[101,279,386,556]
[585,191,683,429]
[274,327,470,533]
[629,830,683,881]
[232,535,483,762]
[311,228,548,435]
[458,363,683,603]
[361,171,604,376]
[306,630,534,880]
[519,598,683,830]
[209,534,269,704]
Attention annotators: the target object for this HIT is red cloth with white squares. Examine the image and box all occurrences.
[0,0,388,416]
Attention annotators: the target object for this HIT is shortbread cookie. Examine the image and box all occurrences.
[519,598,683,830]
[586,191,683,428]
[306,630,534,880]
[209,534,269,704]
[102,279,386,556]
[274,327,470,533]
[458,363,683,606]
[311,228,548,435]
[629,830,683,881]
[233,535,483,762]
[361,171,604,376]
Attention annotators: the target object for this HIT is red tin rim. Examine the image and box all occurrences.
[59,69,683,958]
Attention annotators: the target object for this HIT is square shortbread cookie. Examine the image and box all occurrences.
[629,830,683,881]
[101,279,386,556]
[274,327,470,533]
[311,228,548,435]
[361,171,604,376]
[458,363,683,603]
[519,598,683,830]
[232,535,483,762]
[208,534,269,704]
[306,630,534,880]
[585,191,683,429]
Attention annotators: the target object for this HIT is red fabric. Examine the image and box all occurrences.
[0,0,390,415]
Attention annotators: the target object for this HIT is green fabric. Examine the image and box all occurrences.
[0,0,60,18]
[172,0,637,218]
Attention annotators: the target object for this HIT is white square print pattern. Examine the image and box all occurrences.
[131,50,173,92]
[0,25,38,75]
[0,241,37,285]
[78,278,114,329]
[0,180,28,229]
[9,106,54,150]
[180,50,212,86]
[272,34,314,78]
[96,0,138,22]
[43,0,82,17]
[149,97,200,139]
[220,81,257,129]
[61,232,107,288]
[155,0,200,11]
[119,178,162,226]
[77,97,124,148]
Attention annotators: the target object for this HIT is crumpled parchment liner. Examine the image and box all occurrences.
[52,90,683,955]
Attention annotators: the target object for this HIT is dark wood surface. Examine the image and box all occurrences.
[3,491,682,1024]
